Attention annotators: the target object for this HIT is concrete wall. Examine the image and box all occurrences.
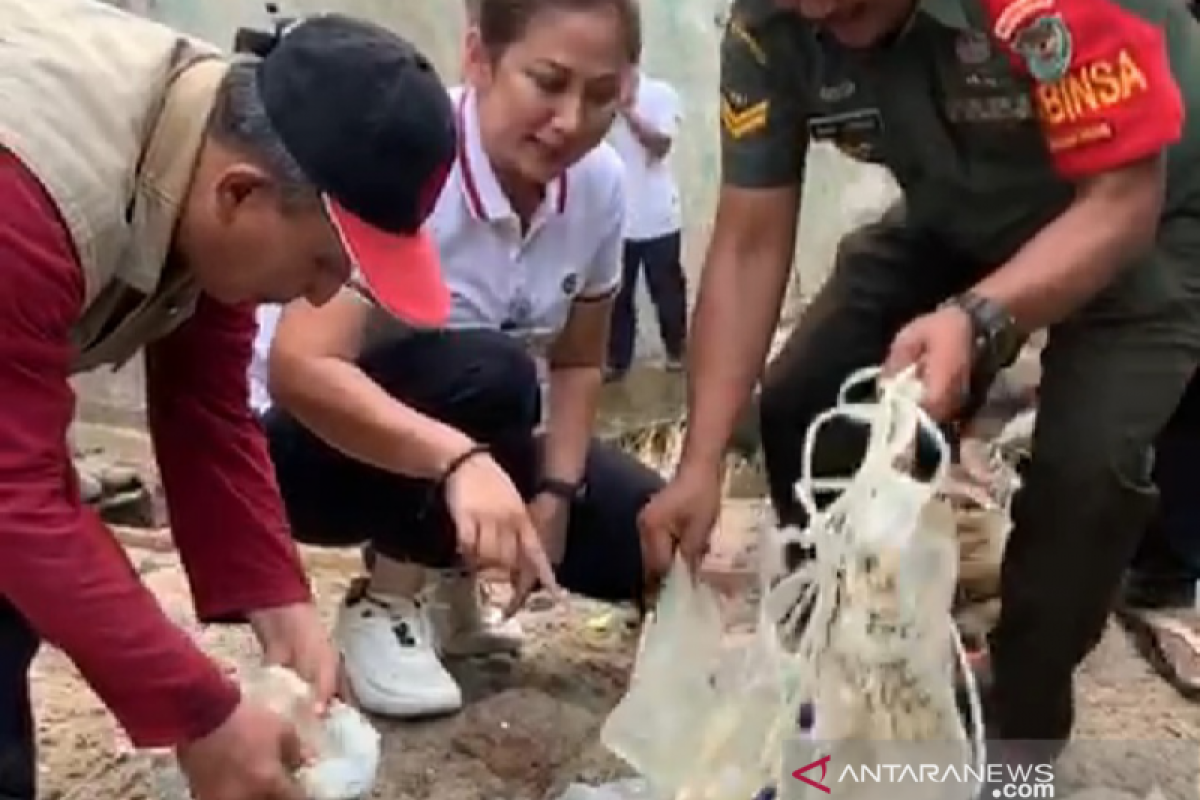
[76,0,898,425]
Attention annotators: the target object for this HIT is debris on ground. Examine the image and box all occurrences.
[50,380,1200,800]
[555,779,653,800]
[30,517,1200,800]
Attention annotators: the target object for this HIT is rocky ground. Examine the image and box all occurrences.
[36,418,1200,800]
[32,540,645,800]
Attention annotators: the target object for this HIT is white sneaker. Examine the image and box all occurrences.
[334,579,462,718]
[425,570,525,658]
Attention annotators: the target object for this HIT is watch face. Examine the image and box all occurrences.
[959,293,1020,373]
[995,325,1024,369]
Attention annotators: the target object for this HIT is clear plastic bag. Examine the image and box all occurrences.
[600,553,730,797]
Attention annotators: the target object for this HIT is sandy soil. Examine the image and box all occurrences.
[27,534,1200,800]
[31,543,644,800]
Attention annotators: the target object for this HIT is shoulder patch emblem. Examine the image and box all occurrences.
[991,0,1054,41]
[1012,13,1073,83]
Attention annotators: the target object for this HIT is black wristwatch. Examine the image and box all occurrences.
[948,292,1023,376]
[536,477,582,503]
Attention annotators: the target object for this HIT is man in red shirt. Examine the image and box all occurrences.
[0,5,456,800]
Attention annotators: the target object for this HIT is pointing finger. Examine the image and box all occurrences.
[518,518,559,597]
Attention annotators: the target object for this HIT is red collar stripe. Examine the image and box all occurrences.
[456,90,570,219]
[455,92,487,219]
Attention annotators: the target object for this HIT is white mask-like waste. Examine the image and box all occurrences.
[148,665,381,800]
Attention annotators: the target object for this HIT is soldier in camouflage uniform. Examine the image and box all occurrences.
[640,0,1200,754]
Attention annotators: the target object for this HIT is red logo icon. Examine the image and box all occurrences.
[792,754,832,794]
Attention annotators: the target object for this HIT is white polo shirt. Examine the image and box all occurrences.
[248,86,625,414]
[607,74,683,241]
[419,86,625,356]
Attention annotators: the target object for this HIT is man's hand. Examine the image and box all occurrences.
[177,695,308,800]
[883,304,974,422]
[637,462,723,580]
[248,603,340,715]
[507,493,570,615]
[444,452,559,598]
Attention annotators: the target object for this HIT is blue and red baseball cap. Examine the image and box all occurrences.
[250,13,455,326]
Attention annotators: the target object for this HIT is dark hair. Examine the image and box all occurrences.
[477,0,642,63]
[206,60,317,207]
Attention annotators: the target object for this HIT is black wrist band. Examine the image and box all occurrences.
[439,443,491,486]
[421,443,491,521]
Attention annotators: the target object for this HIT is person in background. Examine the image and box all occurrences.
[1119,372,1200,698]
[0,4,457,800]
[605,66,688,381]
[251,0,663,720]
[1113,0,1200,702]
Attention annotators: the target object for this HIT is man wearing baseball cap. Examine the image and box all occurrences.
[0,2,455,799]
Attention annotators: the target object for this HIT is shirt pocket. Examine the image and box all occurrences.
[935,41,1050,179]
[805,61,892,167]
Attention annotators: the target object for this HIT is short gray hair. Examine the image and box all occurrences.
[207,60,316,205]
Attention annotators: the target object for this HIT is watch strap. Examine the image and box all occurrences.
[536,477,582,502]
[949,292,1020,371]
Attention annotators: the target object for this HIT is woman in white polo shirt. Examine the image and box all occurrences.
[253,0,658,718]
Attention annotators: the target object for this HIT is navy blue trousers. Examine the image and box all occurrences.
[607,232,688,373]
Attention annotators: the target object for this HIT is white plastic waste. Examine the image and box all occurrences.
[602,366,985,800]
[148,665,381,800]
[248,666,381,800]
[556,779,657,800]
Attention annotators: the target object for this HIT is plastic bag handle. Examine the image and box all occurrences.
[839,366,942,470]
[794,366,949,518]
